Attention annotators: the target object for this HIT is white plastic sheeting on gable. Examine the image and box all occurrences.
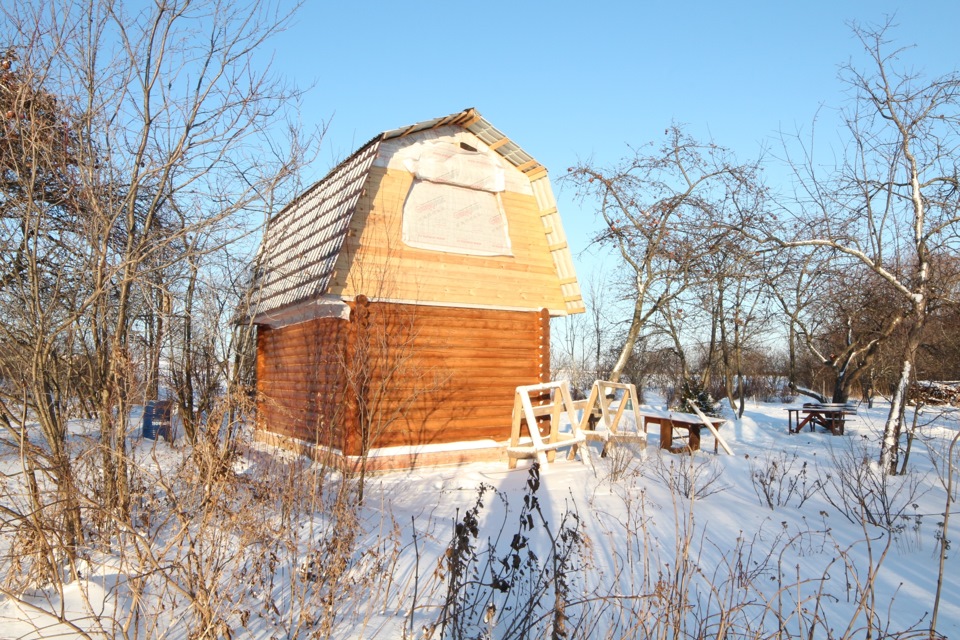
[374,126,534,195]
[402,182,512,256]
[404,140,505,193]
[397,139,514,257]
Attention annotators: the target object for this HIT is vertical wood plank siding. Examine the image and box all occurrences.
[256,303,543,456]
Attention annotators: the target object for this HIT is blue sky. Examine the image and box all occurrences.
[271,0,960,280]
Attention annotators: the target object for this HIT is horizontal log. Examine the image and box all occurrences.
[391,337,538,353]
[257,351,342,365]
[257,394,345,412]
[339,340,541,357]
[258,402,341,416]
[260,418,522,444]
[261,415,513,443]
[403,323,538,338]
[374,427,512,447]
[259,315,541,341]
[261,402,517,427]
[263,344,341,366]
[331,342,540,359]
[360,326,538,342]
[366,427,513,444]
[332,281,564,310]
[261,327,345,342]
[300,372,534,389]
[411,321,539,337]
[257,384,340,397]
[258,360,344,373]
[260,334,339,347]
[402,350,540,364]
[257,405,345,423]
[258,320,344,340]
[262,303,542,325]
[259,384,533,409]
[334,346,536,361]
[353,398,516,415]
[342,366,538,382]
[257,352,342,366]
[397,306,541,321]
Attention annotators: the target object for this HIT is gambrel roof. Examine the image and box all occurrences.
[251,108,583,322]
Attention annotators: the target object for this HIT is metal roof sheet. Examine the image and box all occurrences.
[251,139,380,318]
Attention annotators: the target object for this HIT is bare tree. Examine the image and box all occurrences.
[763,246,834,398]
[767,251,907,403]
[566,127,760,383]
[707,247,772,418]
[552,270,614,394]
[0,0,310,576]
[750,21,960,473]
[339,296,446,505]
[0,36,92,572]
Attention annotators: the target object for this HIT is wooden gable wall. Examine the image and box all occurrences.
[326,132,570,314]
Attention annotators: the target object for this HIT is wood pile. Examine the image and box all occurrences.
[909,380,960,406]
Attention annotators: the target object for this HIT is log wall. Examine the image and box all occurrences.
[256,316,353,451]
[256,302,549,458]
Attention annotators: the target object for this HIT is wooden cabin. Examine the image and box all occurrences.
[250,109,584,469]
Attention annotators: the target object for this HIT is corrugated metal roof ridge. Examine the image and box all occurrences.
[381,108,480,140]
[464,115,542,176]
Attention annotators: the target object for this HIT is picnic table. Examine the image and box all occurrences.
[638,408,727,453]
[787,403,856,436]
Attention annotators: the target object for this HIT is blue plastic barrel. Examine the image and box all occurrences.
[143,400,174,440]
[142,402,160,440]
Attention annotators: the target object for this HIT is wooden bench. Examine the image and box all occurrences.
[638,406,732,454]
[507,381,588,470]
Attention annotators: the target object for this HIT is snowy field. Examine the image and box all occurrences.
[1,396,958,638]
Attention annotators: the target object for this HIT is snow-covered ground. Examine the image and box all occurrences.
[1,396,957,638]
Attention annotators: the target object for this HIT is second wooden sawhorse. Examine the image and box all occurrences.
[573,380,647,457]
